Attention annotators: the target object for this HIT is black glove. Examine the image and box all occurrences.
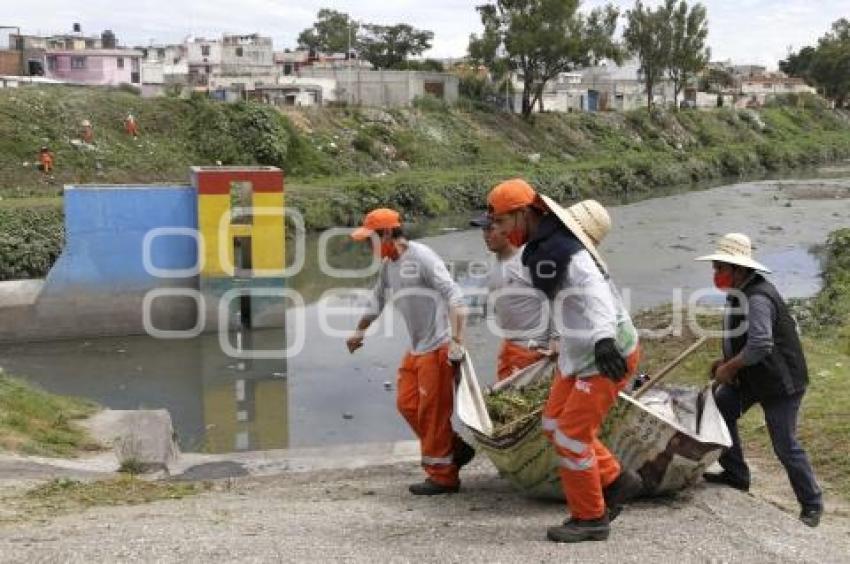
[595,338,627,382]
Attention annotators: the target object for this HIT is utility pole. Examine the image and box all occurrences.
[347,22,354,105]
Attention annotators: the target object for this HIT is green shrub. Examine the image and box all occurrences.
[0,205,64,281]
[229,103,290,167]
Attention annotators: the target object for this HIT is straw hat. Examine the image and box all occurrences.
[695,233,772,273]
[537,194,609,273]
[81,119,91,127]
[566,199,611,246]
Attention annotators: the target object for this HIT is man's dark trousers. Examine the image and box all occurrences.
[714,383,823,510]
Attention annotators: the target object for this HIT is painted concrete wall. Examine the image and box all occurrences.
[44,185,198,295]
[2,184,201,342]
[298,68,460,107]
[1,170,288,342]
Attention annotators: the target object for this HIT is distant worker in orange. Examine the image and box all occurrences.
[124,113,139,138]
[81,119,94,144]
[38,146,54,174]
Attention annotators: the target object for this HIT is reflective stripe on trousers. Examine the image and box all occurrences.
[541,346,641,520]
[396,344,459,487]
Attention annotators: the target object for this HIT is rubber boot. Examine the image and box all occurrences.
[546,514,611,543]
[408,479,460,496]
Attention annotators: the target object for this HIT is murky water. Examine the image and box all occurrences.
[1,177,848,453]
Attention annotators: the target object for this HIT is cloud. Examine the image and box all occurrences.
[8,0,848,66]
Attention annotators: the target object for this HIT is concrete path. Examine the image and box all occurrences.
[0,449,849,563]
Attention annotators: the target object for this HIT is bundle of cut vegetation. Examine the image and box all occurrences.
[484,379,552,435]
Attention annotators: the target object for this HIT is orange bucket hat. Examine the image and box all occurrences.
[350,208,402,241]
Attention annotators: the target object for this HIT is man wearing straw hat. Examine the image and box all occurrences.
[696,233,823,528]
[484,179,643,543]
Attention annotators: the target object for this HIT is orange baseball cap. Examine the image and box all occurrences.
[487,179,537,215]
[351,208,402,241]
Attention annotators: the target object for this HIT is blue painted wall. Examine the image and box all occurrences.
[43,185,199,295]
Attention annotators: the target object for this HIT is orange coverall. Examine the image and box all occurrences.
[542,348,641,520]
[125,117,139,137]
[496,340,547,382]
[396,344,460,487]
[38,151,53,173]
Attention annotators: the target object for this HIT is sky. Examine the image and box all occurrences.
[5,1,848,68]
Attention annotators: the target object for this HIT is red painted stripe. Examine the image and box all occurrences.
[194,169,284,195]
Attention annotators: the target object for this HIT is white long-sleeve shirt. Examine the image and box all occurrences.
[487,247,552,345]
[368,241,465,355]
[554,250,639,377]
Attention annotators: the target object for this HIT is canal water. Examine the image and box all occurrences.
[0,177,848,453]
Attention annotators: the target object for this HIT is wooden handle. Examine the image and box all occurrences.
[633,336,709,399]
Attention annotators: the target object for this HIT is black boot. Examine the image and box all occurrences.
[546,515,611,543]
[453,438,475,469]
[408,479,460,496]
[603,470,644,521]
[799,506,823,528]
[703,470,750,492]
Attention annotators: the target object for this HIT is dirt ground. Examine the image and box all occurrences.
[0,454,848,564]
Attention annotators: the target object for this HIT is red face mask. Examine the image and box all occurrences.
[507,227,527,247]
[714,271,735,290]
[380,241,400,261]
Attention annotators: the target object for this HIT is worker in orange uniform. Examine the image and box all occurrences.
[347,208,473,495]
[124,113,139,138]
[470,208,551,381]
[81,119,94,144]
[485,179,643,543]
[38,146,54,174]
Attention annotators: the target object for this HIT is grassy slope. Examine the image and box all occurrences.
[3,87,850,280]
[0,373,100,457]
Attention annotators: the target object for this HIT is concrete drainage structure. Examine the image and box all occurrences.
[0,166,287,342]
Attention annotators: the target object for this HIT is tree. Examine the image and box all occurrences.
[403,59,445,72]
[698,67,734,93]
[667,1,709,109]
[468,0,622,119]
[779,45,817,81]
[359,24,434,69]
[624,0,673,111]
[810,19,850,107]
[298,9,358,55]
[781,18,850,107]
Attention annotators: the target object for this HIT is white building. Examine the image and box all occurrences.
[140,44,188,96]
[297,67,459,107]
[186,38,221,89]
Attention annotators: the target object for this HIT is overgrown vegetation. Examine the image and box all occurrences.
[0,372,99,457]
[0,202,64,280]
[0,475,210,522]
[3,86,850,280]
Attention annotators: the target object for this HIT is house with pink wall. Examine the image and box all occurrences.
[45,48,142,86]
